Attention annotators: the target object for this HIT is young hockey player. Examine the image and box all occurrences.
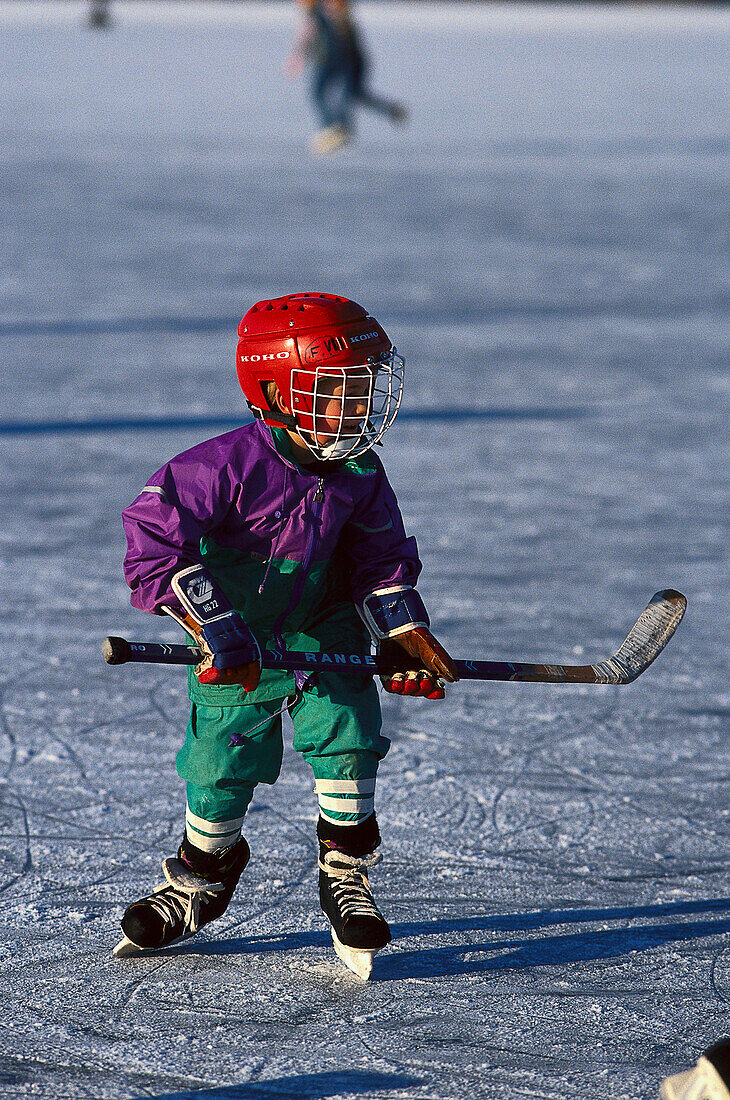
[116,292,458,978]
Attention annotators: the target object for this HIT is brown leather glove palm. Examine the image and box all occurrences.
[379,627,459,699]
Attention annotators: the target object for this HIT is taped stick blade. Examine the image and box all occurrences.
[591,589,687,685]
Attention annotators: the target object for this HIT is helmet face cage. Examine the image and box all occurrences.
[290,350,404,461]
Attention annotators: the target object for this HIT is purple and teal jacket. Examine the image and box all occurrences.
[123,420,422,704]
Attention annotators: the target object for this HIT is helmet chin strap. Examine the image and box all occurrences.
[247,402,298,431]
[251,396,378,463]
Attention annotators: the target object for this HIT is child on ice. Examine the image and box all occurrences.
[116,292,457,978]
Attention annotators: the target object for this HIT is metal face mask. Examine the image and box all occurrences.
[290,351,405,461]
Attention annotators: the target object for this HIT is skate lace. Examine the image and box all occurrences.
[319,850,383,920]
[148,879,223,935]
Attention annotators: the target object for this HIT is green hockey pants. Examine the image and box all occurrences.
[177,673,388,825]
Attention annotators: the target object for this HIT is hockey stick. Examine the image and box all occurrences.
[102,589,686,686]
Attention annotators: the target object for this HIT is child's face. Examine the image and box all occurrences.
[271,361,398,465]
[312,371,372,447]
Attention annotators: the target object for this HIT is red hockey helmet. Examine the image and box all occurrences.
[236,292,404,461]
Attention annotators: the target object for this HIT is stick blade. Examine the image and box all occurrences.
[591,589,687,684]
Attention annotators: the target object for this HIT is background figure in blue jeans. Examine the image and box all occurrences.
[287,0,408,153]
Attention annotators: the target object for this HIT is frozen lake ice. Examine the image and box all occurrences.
[0,2,728,1097]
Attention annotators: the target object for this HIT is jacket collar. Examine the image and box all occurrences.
[255,419,346,478]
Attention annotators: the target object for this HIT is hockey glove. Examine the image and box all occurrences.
[167,564,261,691]
[359,586,459,700]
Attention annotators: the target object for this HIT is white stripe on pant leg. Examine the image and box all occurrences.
[186,808,246,835]
[313,778,376,795]
[317,794,374,815]
[185,806,245,853]
[319,809,373,826]
[314,777,376,825]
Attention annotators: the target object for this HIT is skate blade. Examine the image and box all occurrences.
[112,928,196,958]
[330,927,379,981]
[310,128,351,155]
[112,935,143,958]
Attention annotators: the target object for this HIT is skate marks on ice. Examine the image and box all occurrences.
[339,901,730,1094]
[0,1045,419,1100]
[0,681,33,898]
[374,897,730,982]
[0,658,155,917]
[710,945,730,1006]
[380,691,600,883]
[0,1054,247,1100]
[160,923,383,984]
[123,894,730,982]
[384,676,730,885]
[6,671,729,1100]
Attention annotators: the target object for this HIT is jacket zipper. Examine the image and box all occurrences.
[258,465,290,596]
[270,476,325,649]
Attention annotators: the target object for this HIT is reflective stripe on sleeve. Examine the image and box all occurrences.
[141,484,167,501]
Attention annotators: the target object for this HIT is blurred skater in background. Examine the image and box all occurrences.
[286,0,408,153]
[88,0,112,29]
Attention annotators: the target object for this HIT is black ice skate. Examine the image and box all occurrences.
[113,834,250,957]
[318,816,391,980]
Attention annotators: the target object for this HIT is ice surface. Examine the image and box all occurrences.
[0,2,728,1098]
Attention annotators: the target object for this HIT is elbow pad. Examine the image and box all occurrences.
[358,585,429,643]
